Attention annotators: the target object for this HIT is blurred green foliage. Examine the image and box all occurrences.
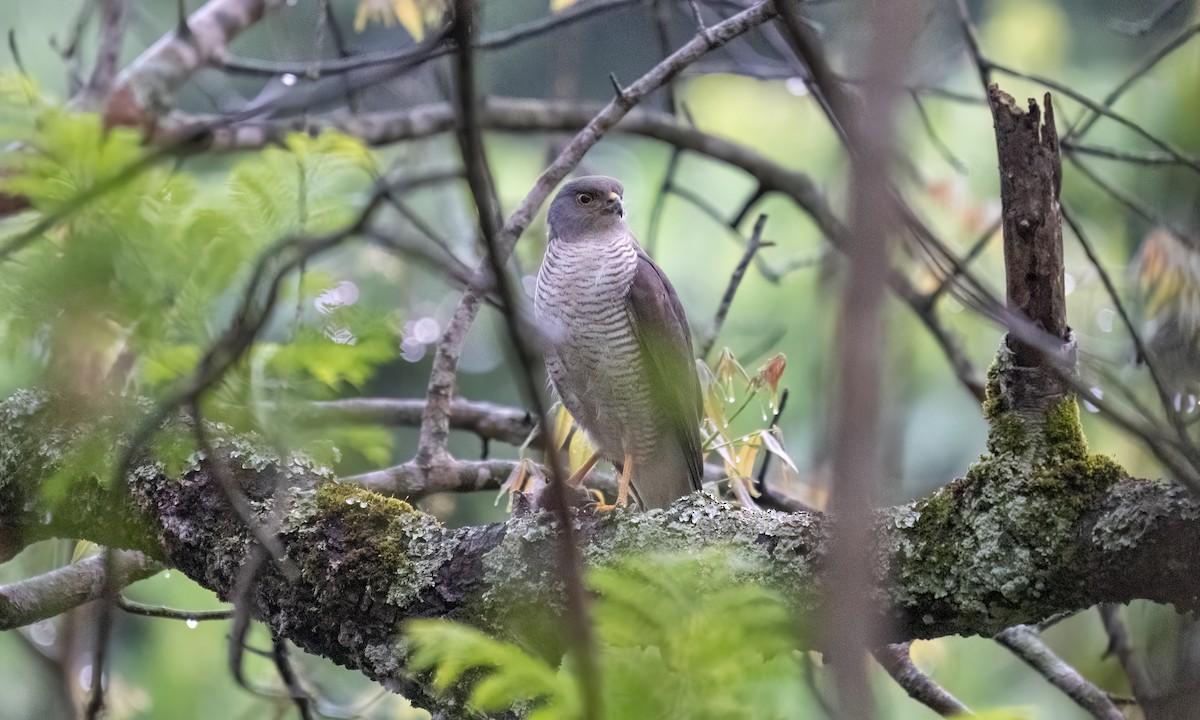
[0,82,397,473]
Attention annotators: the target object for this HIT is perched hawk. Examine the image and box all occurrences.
[535,176,704,509]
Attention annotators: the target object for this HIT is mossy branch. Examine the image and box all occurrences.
[2,390,1199,692]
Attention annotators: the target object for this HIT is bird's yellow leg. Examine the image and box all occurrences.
[615,453,634,507]
[565,452,600,487]
[593,454,635,512]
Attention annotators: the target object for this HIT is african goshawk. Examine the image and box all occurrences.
[535,176,704,509]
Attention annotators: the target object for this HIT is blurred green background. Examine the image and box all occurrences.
[2,0,1199,717]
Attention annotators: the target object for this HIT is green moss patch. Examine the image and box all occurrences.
[892,371,1128,636]
[310,481,451,608]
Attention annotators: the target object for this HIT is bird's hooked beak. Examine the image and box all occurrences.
[605,191,624,218]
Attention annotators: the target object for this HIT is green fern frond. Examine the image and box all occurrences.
[407,620,581,715]
[404,550,806,719]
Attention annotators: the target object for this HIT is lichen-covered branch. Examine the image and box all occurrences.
[2,388,1200,691]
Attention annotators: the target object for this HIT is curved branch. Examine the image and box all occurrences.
[873,643,973,717]
[0,551,161,631]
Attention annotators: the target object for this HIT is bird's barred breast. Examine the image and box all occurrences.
[536,239,660,458]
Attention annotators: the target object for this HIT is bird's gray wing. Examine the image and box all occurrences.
[625,248,705,490]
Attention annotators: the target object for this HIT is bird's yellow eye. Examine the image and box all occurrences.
[577,193,593,205]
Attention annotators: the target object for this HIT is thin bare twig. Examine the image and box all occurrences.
[308,397,536,447]
[1064,151,1184,234]
[50,0,98,94]
[664,184,793,284]
[893,276,988,402]
[873,642,973,716]
[117,597,234,622]
[1111,0,1188,37]
[84,558,114,720]
[272,634,315,720]
[700,214,769,359]
[216,0,639,78]
[1062,140,1196,167]
[949,0,991,88]
[1061,205,1183,445]
[651,0,677,107]
[227,544,267,692]
[911,91,968,175]
[730,183,767,230]
[949,0,1200,176]
[654,183,725,226]
[770,3,853,145]
[925,217,1001,306]
[834,74,984,105]
[646,146,684,256]
[1098,604,1156,706]
[753,390,820,513]
[687,0,710,39]
[318,0,363,113]
[996,625,1125,720]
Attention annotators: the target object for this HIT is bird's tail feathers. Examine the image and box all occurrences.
[628,445,702,510]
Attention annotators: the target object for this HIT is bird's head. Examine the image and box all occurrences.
[547,175,627,241]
